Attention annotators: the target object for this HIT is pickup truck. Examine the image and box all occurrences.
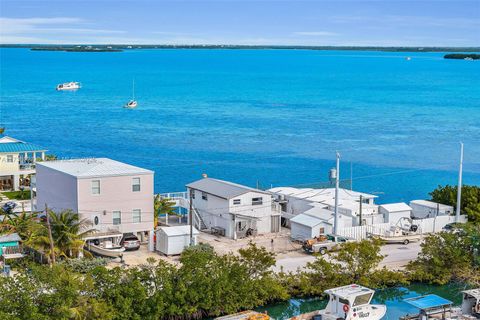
[302,234,354,255]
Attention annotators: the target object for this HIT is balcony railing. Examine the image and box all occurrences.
[19,163,35,170]
[1,245,24,259]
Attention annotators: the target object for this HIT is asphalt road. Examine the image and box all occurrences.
[273,241,422,273]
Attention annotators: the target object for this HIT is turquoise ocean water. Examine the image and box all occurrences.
[1,48,479,202]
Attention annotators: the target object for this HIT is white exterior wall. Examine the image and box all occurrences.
[36,165,79,212]
[229,191,273,235]
[290,221,332,240]
[156,232,197,255]
[410,202,453,219]
[379,207,412,224]
[189,189,234,237]
[189,188,274,238]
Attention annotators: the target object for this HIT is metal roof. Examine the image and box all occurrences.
[0,141,46,153]
[37,158,153,178]
[463,289,480,300]
[187,178,269,199]
[158,225,199,237]
[403,294,453,310]
[290,213,324,227]
[269,187,378,202]
[379,202,412,212]
[410,200,454,211]
[0,233,22,243]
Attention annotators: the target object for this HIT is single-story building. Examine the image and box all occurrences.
[269,186,379,227]
[156,225,199,255]
[409,200,454,219]
[379,202,413,224]
[290,206,335,241]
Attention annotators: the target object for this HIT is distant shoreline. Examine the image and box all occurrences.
[1,44,480,53]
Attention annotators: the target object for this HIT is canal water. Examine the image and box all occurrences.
[257,283,468,319]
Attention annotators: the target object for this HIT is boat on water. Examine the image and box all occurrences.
[84,232,125,258]
[56,82,81,91]
[124,79,138,109]
[289,284,386,320]
[406,56,412,61]
[400,289,480,319]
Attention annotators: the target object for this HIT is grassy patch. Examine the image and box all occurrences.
[2,191,31,200]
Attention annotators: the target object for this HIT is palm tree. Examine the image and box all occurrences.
[48,210,95,258]
[30,210,95,260]
[154,194,177,227]
[0,209,41,244]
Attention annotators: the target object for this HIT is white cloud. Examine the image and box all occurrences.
[0,17,124,43]
[293,31,339,36]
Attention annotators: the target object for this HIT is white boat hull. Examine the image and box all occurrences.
[56,82,81,91]
[86,243,125,258]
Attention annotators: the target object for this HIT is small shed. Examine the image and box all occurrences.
[156,226,199,255]
[0,233,23,259]
[290,214,331,241]
[379,202,412,224]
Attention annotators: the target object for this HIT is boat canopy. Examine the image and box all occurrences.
[463,289,480,301]
[403,294,453,311]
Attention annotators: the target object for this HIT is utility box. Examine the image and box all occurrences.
[156,226,199,255]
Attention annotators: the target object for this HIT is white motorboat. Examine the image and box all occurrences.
[56,82,81,91]
[123,79,137,109]
[289,284,386,320]
[84,232,125,258]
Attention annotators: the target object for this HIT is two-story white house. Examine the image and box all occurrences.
[186,177,280,239]
[0,136,47,191]
[35,158,154,241]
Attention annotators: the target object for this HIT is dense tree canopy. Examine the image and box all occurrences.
[430,185,480,223]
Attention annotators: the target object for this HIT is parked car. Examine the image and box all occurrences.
[121,233,141,251]
[442,222,465,234]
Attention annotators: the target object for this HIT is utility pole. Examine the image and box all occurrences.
[333,152,340,235]
[456,142,463,222]
[359,195,363,226]
[189,189,194,246]
[44,204,55,266]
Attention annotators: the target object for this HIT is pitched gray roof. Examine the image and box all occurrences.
[0,233,21,243]
[186,178,269,199]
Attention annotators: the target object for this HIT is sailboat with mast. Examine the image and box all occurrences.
[124,79,138,109]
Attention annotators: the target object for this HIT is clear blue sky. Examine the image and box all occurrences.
[1,0,479,46]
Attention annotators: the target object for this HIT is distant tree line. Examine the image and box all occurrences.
[444,53,480,60]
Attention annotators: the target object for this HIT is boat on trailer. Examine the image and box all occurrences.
[289,284,386,320]
[84,232,125,258]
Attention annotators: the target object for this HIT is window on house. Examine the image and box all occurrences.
[190,190,195,199]
[202,192,208,200]
[252,197,263,205]
[319,227,325,234]
[233,199,241,205]
[6,155,13,163]
[92,180,100,195]
[132,177,141,192]
[113,211,121,225]
[132,209,141,223]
